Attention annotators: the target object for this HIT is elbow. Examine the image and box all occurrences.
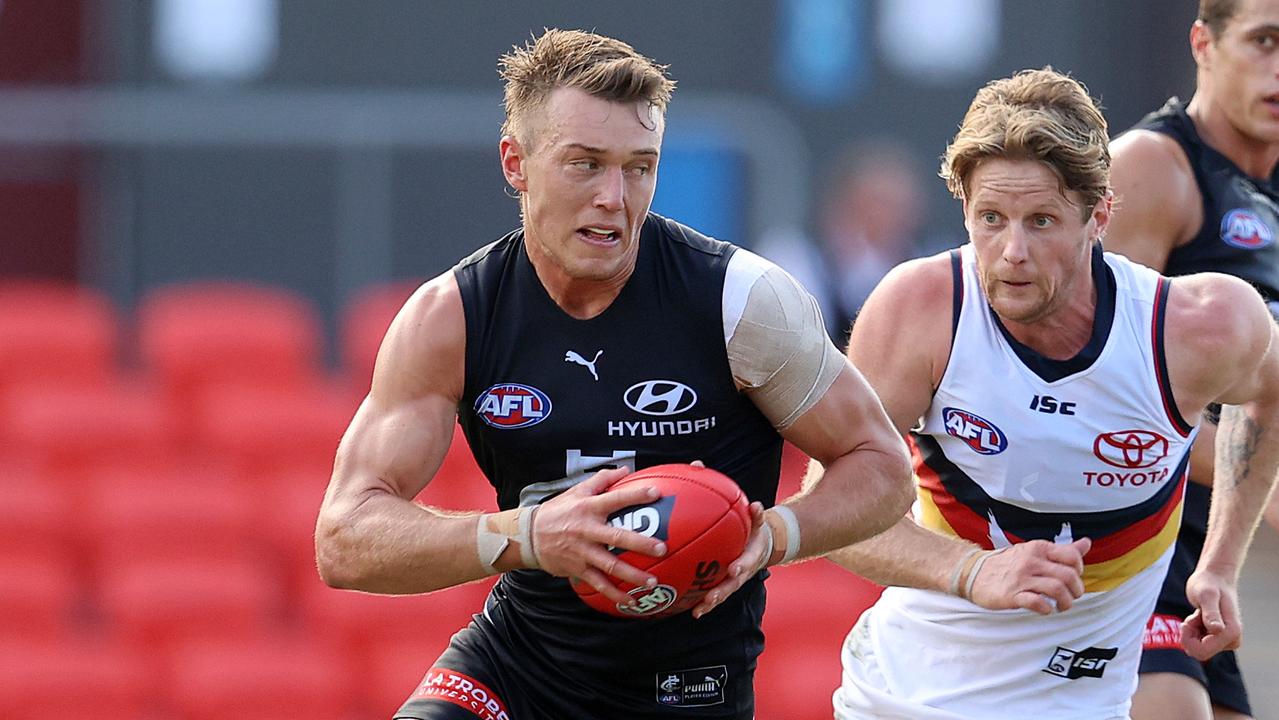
[314,509,366,590]
[873,445,916,533]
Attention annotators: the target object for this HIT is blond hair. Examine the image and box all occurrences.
[499,28,676,149]
[941,67,1110,217]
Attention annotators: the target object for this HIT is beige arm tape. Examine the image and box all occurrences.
[725,262,844,429]
[475,506,540,574]
[769,504,803,564]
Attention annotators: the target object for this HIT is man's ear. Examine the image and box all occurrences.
[500,135,529,193]
[1189,20,1213,68]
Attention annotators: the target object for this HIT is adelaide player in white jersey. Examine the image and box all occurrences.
[811,68,1279,719]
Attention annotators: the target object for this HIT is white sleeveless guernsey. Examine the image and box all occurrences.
[835,245,1197,720]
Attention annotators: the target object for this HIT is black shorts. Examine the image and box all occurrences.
[393,592,757,720]
[1138,482,1251,716]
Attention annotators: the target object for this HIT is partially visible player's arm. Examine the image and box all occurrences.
[689,253,915,618]
[1105,129,1201,271]
[316,272,663,601]
[1165,274,1279,658]
[823,255,1090,615]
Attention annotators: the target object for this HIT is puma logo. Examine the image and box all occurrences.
[564,349,603,381]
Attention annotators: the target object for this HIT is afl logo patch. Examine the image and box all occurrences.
[1093,430,1169,469]
[474,383,552,429]
[1220,208,1274,249]
[942,407,1008,455]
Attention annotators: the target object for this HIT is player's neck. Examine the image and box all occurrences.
[1187,92,1279,180]
[525,244,633,320]
[998,266,1097,361]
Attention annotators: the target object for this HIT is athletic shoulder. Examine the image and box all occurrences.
[370,271,465,405]
[1165,272,1274,408]
[861,251,954,323]
[1108,130,1201,267]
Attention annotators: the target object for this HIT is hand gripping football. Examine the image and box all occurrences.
[572,463,751,619]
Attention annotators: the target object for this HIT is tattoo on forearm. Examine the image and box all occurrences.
[1220,405,1264,489]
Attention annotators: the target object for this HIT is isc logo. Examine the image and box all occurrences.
[942,407,1008,455]
[474,383,552,429]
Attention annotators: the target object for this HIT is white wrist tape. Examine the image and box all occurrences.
[517,504,540,569]
[475,506,542,574]
[771,504,803,564]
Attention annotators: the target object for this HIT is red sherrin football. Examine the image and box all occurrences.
[572,463,751,619]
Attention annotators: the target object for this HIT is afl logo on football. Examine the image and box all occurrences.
[618,584,678,616]
[624,380,698,416]
[1093,430,1168,469]
[1220,209,1274,249]
[473,383,552,429]
[942,407,1008,455]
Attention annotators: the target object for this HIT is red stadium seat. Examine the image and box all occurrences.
[0,551,84,641]
[298,574,492,656]
[136,281,327,435]
[97,554,283,652]
[756,559,883,720]
[0,465,77,561]
[256,464,332,590]
[0,381,176,474]
[0,638,154,719]
[0,280,121,395]
[415,426,497,511]
[81,467,259,567]
[165,636,357,720]
[190,382,354,479]
[340,279,422,394]
[364,635,464,717]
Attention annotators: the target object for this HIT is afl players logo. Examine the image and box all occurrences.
[1220,209,1274,249]
[942,407,1007,455]
[474,383,552,429]
[625,380,698,416]
[1093,430,1169,469]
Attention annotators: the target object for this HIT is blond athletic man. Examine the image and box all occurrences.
[315,29,913,720]
[1107,2,1279,717]
[817,68,1279,720]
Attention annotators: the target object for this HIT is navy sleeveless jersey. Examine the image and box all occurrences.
[452,213,782,694]
[1131,98,1279,300]
[1127,99,1278,628]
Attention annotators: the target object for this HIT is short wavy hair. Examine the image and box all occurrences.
[940,67,1110,217]
[499,28,676,149]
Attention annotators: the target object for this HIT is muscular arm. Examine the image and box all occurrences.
[690,254,915,616]
[316,273,487,593]
[1164,273,1279,657]
[1105,129,1200,271]
[822,255,1089,614]
[316,273,666,600]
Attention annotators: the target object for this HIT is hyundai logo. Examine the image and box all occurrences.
[624,380,698,416]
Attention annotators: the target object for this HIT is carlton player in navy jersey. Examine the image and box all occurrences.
[1107,2,1279,718]
[814,68,1279,720]
[314,29,914,719]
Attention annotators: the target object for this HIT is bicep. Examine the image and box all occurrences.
[779,360,899,466]
[846,265,943,436]
[323,274,466,509]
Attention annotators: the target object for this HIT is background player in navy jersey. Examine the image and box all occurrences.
[314,28,914,719]
[1106,1,1279,718]
[815,67,1279,720]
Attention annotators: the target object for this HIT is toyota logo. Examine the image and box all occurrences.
[1093,430,1169,469]
[624,380,698,416]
